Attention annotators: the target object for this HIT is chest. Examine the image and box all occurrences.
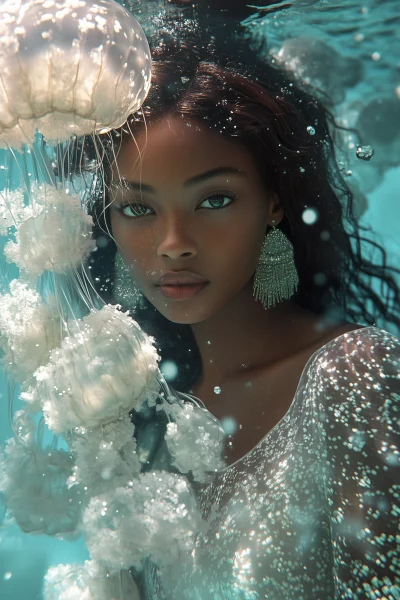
[192,360,306,466]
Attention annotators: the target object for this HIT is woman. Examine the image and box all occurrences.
[81,40,400,600]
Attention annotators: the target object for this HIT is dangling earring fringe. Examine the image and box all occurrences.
[113,252,142,310]
[253,224,299,310]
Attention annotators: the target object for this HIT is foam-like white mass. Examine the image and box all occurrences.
[84,470,201,572]
[0,189,25,234]
[0,410,80,536]
[164,402,226,482]
[44,561,141,600]
[4,184,96,275]
[27,304,160,432]
[67,417,141,497]
[0,280,64,386]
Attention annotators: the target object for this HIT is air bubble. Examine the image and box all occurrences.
[214,386,222,395]
[356,145,374,161]
[160,360,178,382]
[220,416,237,436]
[307,126,315,135]
[313,272,327,286]
[302,207,318,225]
[96,235,109,249]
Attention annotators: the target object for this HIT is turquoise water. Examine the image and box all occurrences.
[0,0,399,598]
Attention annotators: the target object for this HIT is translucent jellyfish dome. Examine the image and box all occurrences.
[0,0,152,148]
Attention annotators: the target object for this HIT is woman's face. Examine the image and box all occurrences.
[110,115,282,324]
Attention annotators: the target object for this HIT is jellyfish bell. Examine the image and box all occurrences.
[0,0,152,148]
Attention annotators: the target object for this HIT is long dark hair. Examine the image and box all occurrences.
[75,42,400,392]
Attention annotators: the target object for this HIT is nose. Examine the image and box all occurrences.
[156,215,198,260]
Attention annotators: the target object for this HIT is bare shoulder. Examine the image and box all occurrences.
[320,322,366,345]
[284,320,366,367]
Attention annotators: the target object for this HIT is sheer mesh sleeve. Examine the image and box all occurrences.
[314,327,400,598]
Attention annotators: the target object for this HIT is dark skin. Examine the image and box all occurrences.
[110,116,362,465]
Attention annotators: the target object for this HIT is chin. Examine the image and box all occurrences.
[151,300,216,325]
[158,308,209,326]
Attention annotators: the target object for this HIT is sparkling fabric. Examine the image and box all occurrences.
[140,326,400,599]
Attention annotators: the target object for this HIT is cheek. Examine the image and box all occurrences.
[231,213,266,259]
[109,219,151,271]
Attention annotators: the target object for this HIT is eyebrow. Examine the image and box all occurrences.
[115,167,244,194]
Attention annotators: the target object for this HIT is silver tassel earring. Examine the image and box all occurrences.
[113,252,142,310]
[253,220,299,309]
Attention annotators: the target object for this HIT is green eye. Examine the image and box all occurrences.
[199,194,236,209]
[116,203,153,218]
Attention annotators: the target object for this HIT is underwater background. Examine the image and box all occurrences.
[0,0,399,597]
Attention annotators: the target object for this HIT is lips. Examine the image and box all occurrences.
[158,282,209,300]
[156,271,208,286]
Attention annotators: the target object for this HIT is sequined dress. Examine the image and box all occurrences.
[135,326,400,599]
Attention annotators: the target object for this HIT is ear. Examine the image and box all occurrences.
[267,193,285,226]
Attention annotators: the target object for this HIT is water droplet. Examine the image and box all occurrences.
[220,416,237,435]
[307,126,315,135]
[96,235,108,249]
[214,386,221,395]
[356,145,374,161]
[302,207,318,225]
[3,572,12,581]
[160,360,178,382]
[299,167,305,173]
[313,272,327,286]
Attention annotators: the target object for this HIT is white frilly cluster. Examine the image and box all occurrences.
[0,230,227,596]
[4,183,95,275]
[84,470,201,572]
[164,402,226,482]
[0,279,64,385]
[0,410,80,536]
[24,305,160,432]
[67,417,141,497]
[44,561,141,600]
[0,189,25,234]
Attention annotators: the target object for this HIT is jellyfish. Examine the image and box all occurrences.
[0,2,224,597]
[0,0,152,148]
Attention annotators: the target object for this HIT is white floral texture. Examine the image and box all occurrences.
[0,188,25,234]
[164,402,226,482]
[84,471,202,572]
[26,304,160,433]
[44,560,141,600]
[67,416,141,497]
[4,183,95,275]
[0,410,80,536]
[0,280,64,386]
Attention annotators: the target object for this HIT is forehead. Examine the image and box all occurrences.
[114,116,258,183]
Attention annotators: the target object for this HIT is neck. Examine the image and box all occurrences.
[190,280,323,392]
